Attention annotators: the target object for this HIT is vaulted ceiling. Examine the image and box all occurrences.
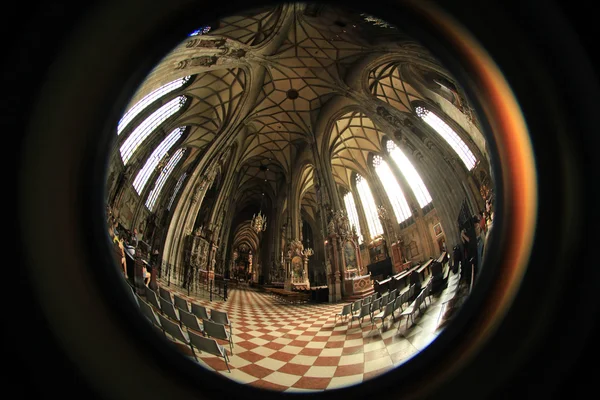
[119,2,482,238]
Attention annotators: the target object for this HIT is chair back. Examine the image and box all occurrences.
[145,287,161,309]
[158,287,172,303]
[203,319,228,340]
[159,297,180,322]
[138,298,161,327]
[380,293,389,308]
[359,303,370,318]
[341,303,352,316]
[210,309,230,326]
[371,297,381,313]
[179,308,203,334]
[352,300,361,313]
[383,301,394,317]
[188,330,225,358]
[191,303,210,320]
[173,294,190,313]
[158,314,188,343]
[362,296,371,306]
[130,286,139,306]
[416,291,424,308]
[393,296,402,311]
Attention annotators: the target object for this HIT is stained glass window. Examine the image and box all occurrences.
[416,106,477,170]
[120,96,187,165]
[343,191,363,244]
[167,172,187,211]
[355,174,383,239]
[189,26,211,36]
[373,155,412,223]
[118,76,190,135]
[132,127,185,194]
[386,140,433,208]
[146,148,186,211]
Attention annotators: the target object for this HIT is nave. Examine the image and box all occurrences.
[134,267,467,392]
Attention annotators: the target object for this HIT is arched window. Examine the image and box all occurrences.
[120,96,187,165]
[118,76,190,135]
[189,26,211,36]
[386,140,433,208]
[373,155,412,224]
[343,191,363,244]
[415,106,477,170]
[355,174,383,239]
[167,172,187,211]
[145,148,186,212]
[132,127,186,195]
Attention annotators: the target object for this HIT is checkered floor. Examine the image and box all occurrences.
[150,275,466,392]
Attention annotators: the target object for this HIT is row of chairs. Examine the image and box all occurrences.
[147,285,233,346]
[139,285,234,371]
[137,294,232,372]
[436,266,462,325]
[336,286,407,328]
[396,282,431,332]
[336,279,435,334]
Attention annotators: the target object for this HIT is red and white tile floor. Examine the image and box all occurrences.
[152,279,462,392]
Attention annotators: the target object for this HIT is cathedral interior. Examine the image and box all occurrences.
[103,3,499,392]
[11,0,600,397]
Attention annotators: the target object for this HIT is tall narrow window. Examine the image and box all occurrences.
[415,106,477,170]
[120,96,187,165]
[343,191,363,243]
[373,155,412,224]
[118,77,190,135]
[132,127,185,195]
[387,140,433,208]
[167,172,187,211]
[146,148,186,212]
[355,174,383,239]
[189,26,211,36]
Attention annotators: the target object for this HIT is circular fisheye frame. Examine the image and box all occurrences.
[14,0,597,399]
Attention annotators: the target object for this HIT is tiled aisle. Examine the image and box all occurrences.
[154,279,462,392]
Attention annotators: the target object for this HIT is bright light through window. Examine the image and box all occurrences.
[132,127,185,195]
[343,191,363,244]
[356,175,383,239]
[373,155,412,224]
[167,172,187,211]
[416,106,477,170]
[387,140,433,208]
[189,26,211,36]
[118,76,190,135]
[120,96,187,165]
[146,148,186,212]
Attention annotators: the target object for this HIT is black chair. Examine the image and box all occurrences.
[203,319,234,355]
[191,303,210,321]
[188,330,231,372]
[179,308,204,336]
[335,303,352,325]
[173,294,190,313]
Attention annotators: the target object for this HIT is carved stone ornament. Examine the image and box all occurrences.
[288,239,304,257]
[186,38,226,48]
[376,105,403,128]
[176,56,218,70]
[327,219,336,235]
[191,183,202,204]
[226,48,247,59]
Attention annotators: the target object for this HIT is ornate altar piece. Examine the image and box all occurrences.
[325,209,367,301]
[284,239,312,291]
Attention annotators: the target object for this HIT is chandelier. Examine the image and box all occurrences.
[377,204,389,221]
[251,210,267,233]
